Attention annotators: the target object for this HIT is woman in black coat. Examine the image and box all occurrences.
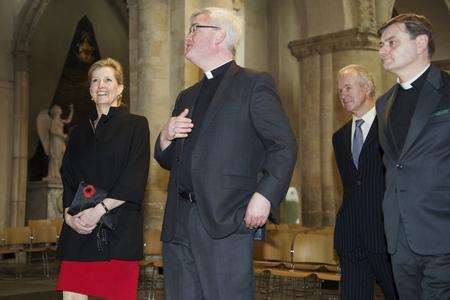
[56,58,150,300]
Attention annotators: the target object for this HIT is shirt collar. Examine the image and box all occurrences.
[204,59,233,79]
[397,64,431,90]
[353,106,376,126]
[89,105,127,122]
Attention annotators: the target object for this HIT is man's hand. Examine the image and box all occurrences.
[244,192,271,229]
[160,108,193,150]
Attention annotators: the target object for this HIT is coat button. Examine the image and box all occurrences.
[176,156,180,162]
[356,180,362,186]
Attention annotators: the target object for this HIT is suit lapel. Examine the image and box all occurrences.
[360,117,378,155]
[382,85,401,158]
[342,122,353,162]
[194,62,240,140]
[177,82,202,153]
[400,67,443,158]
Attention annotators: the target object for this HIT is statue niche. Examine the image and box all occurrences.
[26,15,101,221]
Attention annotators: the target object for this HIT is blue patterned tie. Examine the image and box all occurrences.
[352,119,364,168]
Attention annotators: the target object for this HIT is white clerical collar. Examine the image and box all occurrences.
[397,64,430,90]
[204,59,233,79]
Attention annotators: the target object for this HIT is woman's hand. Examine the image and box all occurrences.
[65,212,97,235]
[77,205,106,228]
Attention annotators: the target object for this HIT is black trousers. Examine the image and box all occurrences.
[163,201,254,300]
[391,222,450,300]
[339,247,397,300]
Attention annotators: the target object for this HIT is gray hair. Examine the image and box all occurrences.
[338,64,375,98]
[190,7,244,55]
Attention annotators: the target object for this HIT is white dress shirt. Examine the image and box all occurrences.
[351,106,376,147]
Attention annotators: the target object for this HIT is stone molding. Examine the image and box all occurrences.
[433,58,450,71]
[288,27,379,60]
[232,0,244,11]
[356,0,377,31]
[14,0,50,52]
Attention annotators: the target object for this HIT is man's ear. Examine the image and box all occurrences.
[214,29,227,46]
[416,34,429,56]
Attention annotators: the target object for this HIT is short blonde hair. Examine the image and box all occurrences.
[191,7,243,55]
[338,64,375,98]
[88,57,125,105]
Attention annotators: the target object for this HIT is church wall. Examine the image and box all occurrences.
[266,0,303,222]
[0,0,24,229]
[242,0,269,73]
[28,0,129,159]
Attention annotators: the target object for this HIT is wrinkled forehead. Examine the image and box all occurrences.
[190,12,210,24]
[338,71,363,86]
[381,22,408,39]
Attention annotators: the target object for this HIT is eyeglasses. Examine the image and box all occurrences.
[188,23,221,34]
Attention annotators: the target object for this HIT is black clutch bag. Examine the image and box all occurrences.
[67,182,117,230]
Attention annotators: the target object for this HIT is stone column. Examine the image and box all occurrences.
[288,28,382,227]
[130,0,172,230]
[10,50,30,227]
[0,78,13,229]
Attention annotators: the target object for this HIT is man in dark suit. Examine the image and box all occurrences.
[377,14,450,299]
[333,65,397,300]
[154,7,297,300]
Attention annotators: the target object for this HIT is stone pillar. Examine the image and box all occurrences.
[289,28,382,227]
[130,0,172,231]
[10,51,30,227]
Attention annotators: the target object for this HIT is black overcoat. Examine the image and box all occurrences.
[57,106,150,261]
[377,66,450,255]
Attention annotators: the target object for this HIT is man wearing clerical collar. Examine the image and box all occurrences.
[377,13,450,299]
[154,7,297,299]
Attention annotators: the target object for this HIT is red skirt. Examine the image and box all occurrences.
[57,260,139,300]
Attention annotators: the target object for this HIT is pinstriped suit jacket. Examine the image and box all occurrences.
[332,118,388,253]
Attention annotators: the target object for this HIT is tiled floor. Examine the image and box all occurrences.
[0,266,384,299]
[0,277,335,299]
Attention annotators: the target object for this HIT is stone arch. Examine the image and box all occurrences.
[11,0,130,226]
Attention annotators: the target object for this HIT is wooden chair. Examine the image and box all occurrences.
[0,227,33,278]
[253,230,306,296]
[253,230,294,268]
[28,219,52,230]
[50,218,64,239]
[27,224,58,277]
[141,229,163,299]
[290,231,340,296]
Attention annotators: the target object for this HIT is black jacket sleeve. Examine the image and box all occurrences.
[108,117,150,204]
[250,73,298,208]
[60,129,79,209]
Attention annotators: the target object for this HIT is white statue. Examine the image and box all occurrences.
[37,104,74,181]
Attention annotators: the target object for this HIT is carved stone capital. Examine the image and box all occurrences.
[288,27,379,60]
[355,0,377,31]
[232,0,244,12]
